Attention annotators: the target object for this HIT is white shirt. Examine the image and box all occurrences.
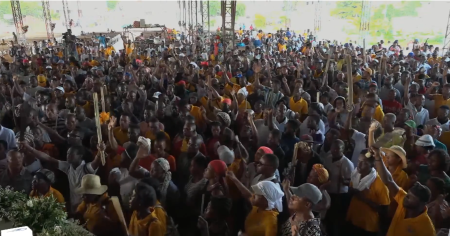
[58,161,96,211]
[0,126,17,150]
[427,118,450,132]
[254,119,271,147]
[110,168,137,210]
[324,156,354,194]
[406,101,429,126]
[350,130,367,167]
[273,117,288,133]
[299,117,326,137]
[323,103,333,115]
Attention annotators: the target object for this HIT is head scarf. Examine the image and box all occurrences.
[312,164,329,184]
[258,146,273,154]
[217,112,231,127]
[154,158,171,206]
[252,181,284,212]
[217,145,235,165]
[209,160,227,177]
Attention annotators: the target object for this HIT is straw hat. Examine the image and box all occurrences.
[75,174,108,195]
[381,145,407,168]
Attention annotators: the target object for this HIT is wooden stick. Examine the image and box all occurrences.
[111,196,129,235]
[346,55,353,106]
[100,86,105,113]
[322,49,332,88]
[93,93,106,165]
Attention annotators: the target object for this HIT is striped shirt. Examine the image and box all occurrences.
[42,116,66,134]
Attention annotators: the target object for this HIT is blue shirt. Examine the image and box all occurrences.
[434,139,447,151]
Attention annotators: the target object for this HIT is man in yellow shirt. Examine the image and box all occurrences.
[372,147,435,236]
[346,150,390,235]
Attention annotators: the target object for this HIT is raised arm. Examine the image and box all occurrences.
[372,147,399,198]
[19,141,59,169]
[90,142,106,171]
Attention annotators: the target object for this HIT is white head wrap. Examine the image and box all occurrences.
[251,181,284,212]
[217,145,235,165]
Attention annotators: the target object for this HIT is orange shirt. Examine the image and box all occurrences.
[128,208,164,236]
[347,175,390,232]
[387,189,435,236]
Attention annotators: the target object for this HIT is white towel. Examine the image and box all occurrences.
[350,167,377,191]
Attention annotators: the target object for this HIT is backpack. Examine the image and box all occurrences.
[154,205,179,236]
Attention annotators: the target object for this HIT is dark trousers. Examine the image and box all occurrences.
[344,222,378,236]
[324,193,351,236]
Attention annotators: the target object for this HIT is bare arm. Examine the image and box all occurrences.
[107,117,119,151]
[226,171,252,200]
[90,142,105,171]
[19,142,59,169]
[128,144,150,179]
[372,147,399,198]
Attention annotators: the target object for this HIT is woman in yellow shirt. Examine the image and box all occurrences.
[129,182,164,236]
[380,145,409,218]
[245,181,284,236]
[29,169,65,205]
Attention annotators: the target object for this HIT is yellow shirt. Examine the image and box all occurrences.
[224,83,241,95]
[431,94,450,118]
[245,206,278,236]
[257,33,264,40]
[353,74,363,83]
[347,175,390,232]
[373,105,384,123]
[129,208,164,236]
[190,105,204,126]
[113,127,129,145]
[387,189,435,236]
[278,43,286,52]
[76,194,120,233]
[154,201,167,234]
[238,101,251,110]
[30,186,65,205]
[289,97,308,115]
[126,44,134,56]
[239,30,243,35]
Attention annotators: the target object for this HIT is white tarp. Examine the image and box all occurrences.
[110,34,124,51]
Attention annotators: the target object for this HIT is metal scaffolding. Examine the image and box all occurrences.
[201,0,210,34]
[313,0,322,38]
[77,0,82,18]
[42,0,54,40]
[359,0,371,45]
[10,0,26,44]
[221,0,237,46]
[443,10,450,56]
[62,0,71,29]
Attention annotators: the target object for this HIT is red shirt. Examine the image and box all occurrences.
[382,100,402,114]
[206,137,220,160]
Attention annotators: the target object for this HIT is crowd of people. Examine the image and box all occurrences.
[1,26,450,236]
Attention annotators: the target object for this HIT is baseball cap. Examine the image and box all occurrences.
[404,120,417,129]
[35,169,55,184]
[415,134,435,147]
[290,183,322,204]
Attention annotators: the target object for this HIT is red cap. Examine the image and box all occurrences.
[222,98,232,105]
[177,80,186,86]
